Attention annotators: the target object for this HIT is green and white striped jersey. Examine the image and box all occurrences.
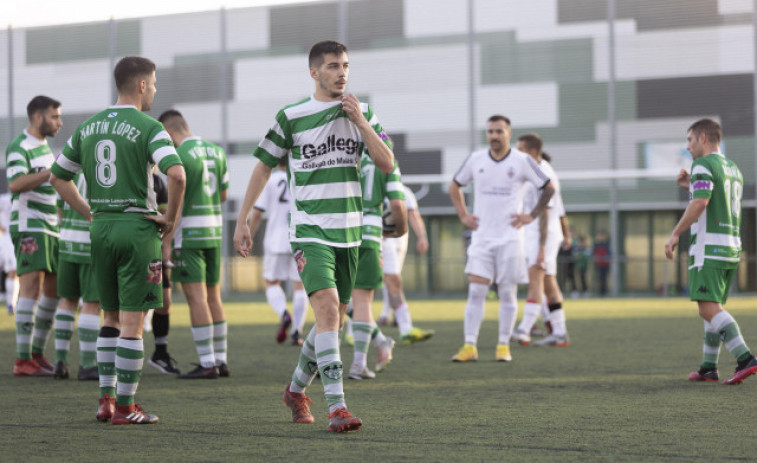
[174,136,228,249]
[58,172,91,263]
[688,152,742,269]
[5,130,59,236]
[254,96,391,248]
[50,105,182,215]
[359,153,404,249]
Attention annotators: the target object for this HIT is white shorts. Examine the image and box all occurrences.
[0,233,16,273]
[382,234,409,275]
[524,232,561,276]
[465,239,525,285]
[262,253,301,282]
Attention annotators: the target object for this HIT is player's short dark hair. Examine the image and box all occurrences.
[309,41,348,68]
[158,109,189,131]
[517,133,542,154]
[487,114,511,126]
[688,118,722,144]
[114,56,156,92]
[26,95,61,120]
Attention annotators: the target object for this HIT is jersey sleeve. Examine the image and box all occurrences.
[50,136,81,181]
[690,159,714,200]
[149,125,182,174]
[362,104,393,150]
[453,153,475,186]
[523,156,551,189]
[6,149,30,183]
[404,186,418,211]
[254,111,291,168]
[385,163,405,201]
[219,146,230,192]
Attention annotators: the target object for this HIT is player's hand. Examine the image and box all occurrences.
[461,213,479,230]
[416,236,429,254]
[146,213,175,236]
[511,213,533,228]
[664,234,678,260]
[676,169,690,190]
[234,220,253,257]
[341,93,366,125]
[561,237,572,250]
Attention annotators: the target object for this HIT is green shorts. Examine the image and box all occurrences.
[171,247,221,286]
[292,242,358,304]
[354,246,383,290]
[57,259,98,302]
[91,214,163,312]
[689,265,736,305]
[12,232,58,276]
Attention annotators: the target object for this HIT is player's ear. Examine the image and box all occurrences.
[309,66,318,80]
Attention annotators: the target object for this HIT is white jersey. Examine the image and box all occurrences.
[524,159,564,243]
[403,186,418,211]
[0,193,11,232]
[453,148,550,244]
[254,169,293,254]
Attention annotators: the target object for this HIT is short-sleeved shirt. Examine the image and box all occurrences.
[173,136,228,249]
[254,168,293,255]
[5,130,59,237]
[403,185,418,211]
[50,105,182,214]
[253,95,391,248]
[523,159,564,243]
[359,153,404,249]
[58,172,91,263]
[453,148,550,245]
[688,152,742,269]
[0,193,12,231]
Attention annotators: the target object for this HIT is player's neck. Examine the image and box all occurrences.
[313,88,342,102]
[174,131,194,147]
[25,125,45,141]
[115,95,142,111]
[490,146,510,160]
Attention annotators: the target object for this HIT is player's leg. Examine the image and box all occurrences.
[494,241,526,362]
[264,253,292,343]
[289,256,307,345]
[452,241,494,362]
[350,287,376,379]
[13,260,48,375]
[533,238,569,346]
[148,270,179,375]
[74,262,101,380]
[206,247,228,376]
[378,238,398,325]
[514,265,544,346]
[53,260,83,379]
[33,269,58,373]
[175,248,218,379]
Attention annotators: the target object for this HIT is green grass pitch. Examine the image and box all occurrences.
[1,297,756,462]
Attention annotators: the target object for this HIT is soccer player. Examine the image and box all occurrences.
[248,157,309,345]
[52,172,101,380]
[158,109,229,379]
[664,118,757,385]
[51,56,186,424]
[377,185,435,344]
[511,134,570,347]
[0,192,19,315]
[234,40,395,433]
[6,95,63,377]
[449,115,554,363]
[348,150,406,380]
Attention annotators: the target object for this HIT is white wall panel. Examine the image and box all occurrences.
[234,55,311,102]
[477,83,558,128]
[404,0,468,38]
[141,11,222,66]
[226,7,269,51]
[718,0,752,15]
[172,102,222,141]
[475,0,556,32]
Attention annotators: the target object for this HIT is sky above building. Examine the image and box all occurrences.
[2,0,322,28]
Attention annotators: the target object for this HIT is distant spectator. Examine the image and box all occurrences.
[557,235,577,298]
[574,235,591,296]
[593,230,611,296]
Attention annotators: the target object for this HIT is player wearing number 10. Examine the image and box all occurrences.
[51,56,186,424]
[665,118,757,386]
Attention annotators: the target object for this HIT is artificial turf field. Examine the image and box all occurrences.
[1,296,757,462]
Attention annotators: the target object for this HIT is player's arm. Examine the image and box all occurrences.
[234,161,274,257]
[9,169,51,194]
[676,169,690,190]
[148,164,186,235]
[449,180,479,230]
[50,174,91,220]
[342,94,394,174]
[385,198,408,238]
[220,189,228,203]
[408,209,429,254]
[560,215,572,249]
[511,181,555,228]
[664,197,708,259]
[247,208,264,237]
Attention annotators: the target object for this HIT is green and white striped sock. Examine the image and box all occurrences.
[14,297,35,359]
[31,296,57,354]
[54,307,76,364]
[711,311,752,364]
[701,320,721,370]
[115,338,144,406]
[351,321,371,369]
[290,327,317,394]
[97,327,119,398]
[315,331,346,413]
[191,324,215,368]
[212,320,228,366]
[78,313,100,369]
